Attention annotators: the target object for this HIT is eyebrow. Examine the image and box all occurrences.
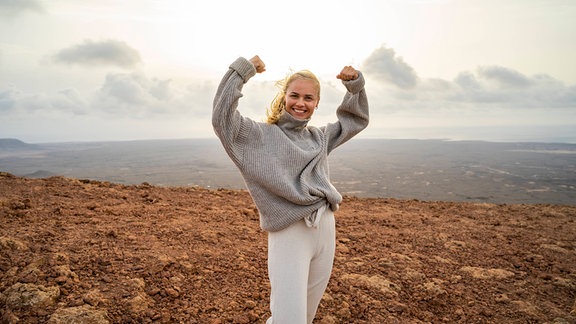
[288,91,316,98]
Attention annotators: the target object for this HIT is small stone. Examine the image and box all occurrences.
[387,300,407,313]
[55,276,68,284]
[245,300,257,309]
[165,288,179,298]
[148,288,161,296]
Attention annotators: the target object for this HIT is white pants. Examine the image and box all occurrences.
[266,207,336,324]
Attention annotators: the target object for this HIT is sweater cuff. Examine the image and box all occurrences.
[230,57,257,83]
[343,71,365,94]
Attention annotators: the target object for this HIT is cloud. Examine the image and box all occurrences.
[94,72,177,116]
[477,66,532,88]
[361,45,419,89]
[0,0,44,18]
[358,46,576,113]
[92,72,216,118]
[52,39,142,69]
[0,86,88,115]
[53,89,88,114]
[1,70,217,121]
[450,66,576,108]
[359,45,575,111]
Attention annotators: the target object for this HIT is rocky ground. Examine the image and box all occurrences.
[0,172,575,323]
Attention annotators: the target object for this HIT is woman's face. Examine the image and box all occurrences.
[284,79,319,120]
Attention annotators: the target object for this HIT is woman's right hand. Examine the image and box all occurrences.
[249,55,266,73]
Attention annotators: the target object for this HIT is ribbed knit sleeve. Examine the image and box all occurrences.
[212,57,257,164]
[323,72,369,153]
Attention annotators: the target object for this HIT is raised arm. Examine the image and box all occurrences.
[211,56,264,161]
[324,66,369,153]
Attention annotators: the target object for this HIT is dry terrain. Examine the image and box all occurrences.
[1,172,575,323]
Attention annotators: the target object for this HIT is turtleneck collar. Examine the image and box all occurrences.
[277,110,309,133]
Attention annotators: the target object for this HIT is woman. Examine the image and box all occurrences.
[212,55,369,323]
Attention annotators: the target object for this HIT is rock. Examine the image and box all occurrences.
[495,293,510,303]
[244,300,257,309]
[422,280,447,298]
[128,293,154,314]
[232,314,250,323]
[54,264,79,282]
[0,236,28,250]
[318,315,337,324]
[2,283,60,308]
[460,266,515,280]
[540,244,571,254]
[387,300,408,313]
[0,309,19,323]
[341,273,401,296]
[83,289,108,306]
[512,300,541,318]
[165,287,179,298]
[47,305,109,324]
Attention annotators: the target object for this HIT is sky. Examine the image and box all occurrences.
[1,0,575,143]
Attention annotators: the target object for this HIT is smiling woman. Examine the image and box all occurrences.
[211,55,369,323]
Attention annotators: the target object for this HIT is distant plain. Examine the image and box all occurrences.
[1,138,575,205]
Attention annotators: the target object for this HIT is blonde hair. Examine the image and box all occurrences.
[266,70,320,124]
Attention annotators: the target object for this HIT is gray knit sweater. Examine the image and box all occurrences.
[212,57,369,232]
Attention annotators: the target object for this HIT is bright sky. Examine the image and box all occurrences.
[1,0,575,143]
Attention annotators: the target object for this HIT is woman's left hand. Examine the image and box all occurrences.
[337,66,358,81]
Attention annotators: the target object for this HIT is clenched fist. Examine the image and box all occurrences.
[249,55,266,73]
[336,66,358,81]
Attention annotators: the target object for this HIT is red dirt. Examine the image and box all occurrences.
[1,172,575,323]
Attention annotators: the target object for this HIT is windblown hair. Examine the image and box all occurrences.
[266,70,320,124]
